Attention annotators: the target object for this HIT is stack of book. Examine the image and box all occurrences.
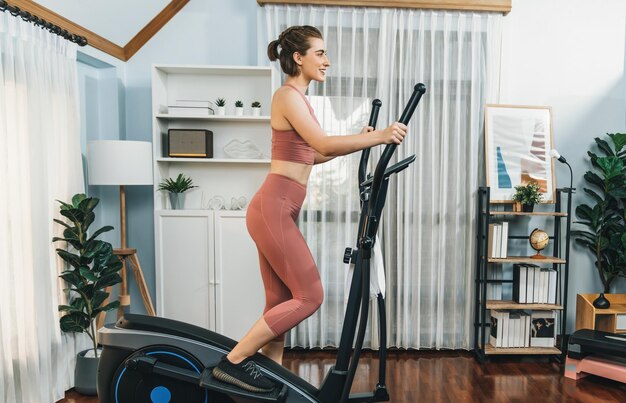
[487,222,509,258]
[490,310,557,348]
[167,100,215,116]
[512,264,558,304]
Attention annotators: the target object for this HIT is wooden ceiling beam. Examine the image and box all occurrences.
[7,1,190,61]
[124,0,189,60]
[257,0,511,14]
[10,0,125,60]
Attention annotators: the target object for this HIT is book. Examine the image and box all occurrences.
[522,312,530,347]
[488,224,496,258]
[512,264,528,303]
[530,311,556,347]
[547,269,557,304]
[490,311,501,347]
[167,106,214,116]
[500,221,509,258]
[501,310,510,348]
[494,224,502,258]
[509,311,521,347]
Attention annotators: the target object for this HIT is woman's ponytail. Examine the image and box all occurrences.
[267,39,280,61]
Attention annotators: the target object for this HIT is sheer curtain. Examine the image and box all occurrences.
[0,13,87,403]
[260,5,501,349]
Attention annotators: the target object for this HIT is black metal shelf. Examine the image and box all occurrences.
[473,187,573,363]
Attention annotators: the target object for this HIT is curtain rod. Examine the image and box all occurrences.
[0,0,87,46]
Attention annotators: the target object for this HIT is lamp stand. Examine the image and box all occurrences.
[96,185,155,330]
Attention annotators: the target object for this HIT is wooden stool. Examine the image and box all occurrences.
[96,248,155,330]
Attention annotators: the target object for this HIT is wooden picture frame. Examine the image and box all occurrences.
[484,104,555,203]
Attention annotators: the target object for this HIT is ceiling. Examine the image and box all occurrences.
[36,0,171,47]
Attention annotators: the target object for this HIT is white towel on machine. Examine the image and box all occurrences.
[344,234,386,301]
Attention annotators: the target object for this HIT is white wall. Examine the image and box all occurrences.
[500,0,626,331]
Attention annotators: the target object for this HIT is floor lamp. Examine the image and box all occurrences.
[87,140,156,329]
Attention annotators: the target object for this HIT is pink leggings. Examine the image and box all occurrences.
[246,173,324,341]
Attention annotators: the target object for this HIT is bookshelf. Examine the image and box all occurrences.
[151,65,273,341]
[473,187,573,361]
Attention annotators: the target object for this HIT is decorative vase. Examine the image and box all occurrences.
[169,193,185,210]
[235,107,244,117]
[216,106,225,116]
[593,293,611,309]
[513,201,522,212]
[251,108,261,117]
[74,349,100,395]
[522,203,534,213]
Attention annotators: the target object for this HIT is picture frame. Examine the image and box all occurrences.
[484,105,555,203]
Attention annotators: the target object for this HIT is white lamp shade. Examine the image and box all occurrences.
[87,140,153,185]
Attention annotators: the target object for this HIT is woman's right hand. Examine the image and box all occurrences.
[379,122,408,145]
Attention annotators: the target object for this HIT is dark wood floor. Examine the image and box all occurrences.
[59,350,626,403]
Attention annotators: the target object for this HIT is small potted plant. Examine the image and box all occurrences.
[215,98,226,115]
[235,100,244,116]
[251,101,262,117]
[512,181,542,212]
[54,194,123,395]
[158,173,198,209]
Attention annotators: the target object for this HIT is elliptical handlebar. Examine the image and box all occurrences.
[366,83,426,228]
[358,99,382,188]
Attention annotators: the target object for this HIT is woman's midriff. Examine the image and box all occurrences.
[270,159,312,187]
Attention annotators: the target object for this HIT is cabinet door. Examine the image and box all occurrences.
[214,211,265,341]
[155,212,215,329]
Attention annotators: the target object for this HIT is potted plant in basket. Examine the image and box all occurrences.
[512,181,542,212]
[235,100,244,116]
[53,193,123,395]
[215,98,226,115]
[572,133,626,307]
[158,173,198,209]
[251,101,262,117]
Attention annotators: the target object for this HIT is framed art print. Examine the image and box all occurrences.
[484,105,555,203]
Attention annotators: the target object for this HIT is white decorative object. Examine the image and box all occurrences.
[235,107,244,117]
[251,108,261,117]
[216,106,226,116]
[208,195,225,210]
[230,196,247,210]
[223,139,264,159]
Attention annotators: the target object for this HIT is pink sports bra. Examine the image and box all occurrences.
[271,84,318,165]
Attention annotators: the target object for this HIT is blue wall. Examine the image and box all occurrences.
[79,0,260,319]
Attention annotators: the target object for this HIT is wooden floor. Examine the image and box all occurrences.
[59,350,626,403]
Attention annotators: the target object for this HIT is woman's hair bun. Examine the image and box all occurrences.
[267,40,280,61]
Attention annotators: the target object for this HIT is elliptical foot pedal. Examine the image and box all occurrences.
[200,368,288,402]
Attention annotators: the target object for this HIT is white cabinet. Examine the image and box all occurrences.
[152,65,273,341]
[155,211,214,329]
[155,210,264,341]
[214,211,265,340]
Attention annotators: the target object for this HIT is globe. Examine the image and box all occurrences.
[529,228,549,259]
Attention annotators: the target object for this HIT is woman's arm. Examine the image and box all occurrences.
[277,90,407,157]
[314,151,336,164]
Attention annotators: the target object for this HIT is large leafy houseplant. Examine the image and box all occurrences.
[572,133,626,293]
[53,194,122,357]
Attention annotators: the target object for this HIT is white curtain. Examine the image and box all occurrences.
[0,13,87,403]
[260,5,502,349]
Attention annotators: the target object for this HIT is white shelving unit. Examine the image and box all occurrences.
[152,65,273,339]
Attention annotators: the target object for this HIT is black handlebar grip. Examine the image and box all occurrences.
[368,99,382,127]
[399,83,427,125]
[367,84,426,235]
[359,99,383,187]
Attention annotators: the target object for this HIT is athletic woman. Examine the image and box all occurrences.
[212,25,407,393]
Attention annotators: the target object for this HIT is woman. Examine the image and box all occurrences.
[212,25,407,393]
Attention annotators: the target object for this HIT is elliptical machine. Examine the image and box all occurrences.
[97,83,426,403]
